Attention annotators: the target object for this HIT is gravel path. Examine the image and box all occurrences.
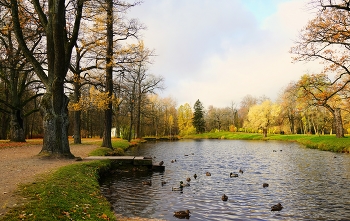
[0,143,99,217]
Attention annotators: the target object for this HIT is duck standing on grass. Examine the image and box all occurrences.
[174,210,191,218]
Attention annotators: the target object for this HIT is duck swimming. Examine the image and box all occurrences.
[230,172,238,177]
[271,203,283,211]
[206,172,211,176]
[181,181,190,187]
[159,161,164,166]
[172,186,183,191]
[221,194,228,201]
[172,181,184,191]
[239,169,243,174]
[186,177,191,182]
[193,174,197,179]
[263,183,269,188]
[174,210,191,218]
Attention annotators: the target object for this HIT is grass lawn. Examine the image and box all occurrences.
[0,138,133,221]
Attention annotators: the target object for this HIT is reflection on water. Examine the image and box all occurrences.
[100,139,350,220]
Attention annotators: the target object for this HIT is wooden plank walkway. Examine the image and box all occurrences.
[84,156,153,166]
[84,156,165,171]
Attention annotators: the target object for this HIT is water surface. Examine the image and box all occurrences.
[100,139,350,220]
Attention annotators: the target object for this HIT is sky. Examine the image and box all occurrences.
[127,0,321,108]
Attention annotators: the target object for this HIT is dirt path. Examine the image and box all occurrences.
[0,143,99,217]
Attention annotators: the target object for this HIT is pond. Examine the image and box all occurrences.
[100,139,350,220]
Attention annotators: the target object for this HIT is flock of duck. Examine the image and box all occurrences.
[142,156,283,219]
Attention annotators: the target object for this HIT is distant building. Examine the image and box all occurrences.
[111,127,117,138]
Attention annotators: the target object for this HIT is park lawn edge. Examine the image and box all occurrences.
[182,132,350,153]
[1,160,117,221]
[0,139,134,221]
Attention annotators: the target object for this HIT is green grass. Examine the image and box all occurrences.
[1,138,137,221]
[87,138,133,156]
[85,138,131,149]
[184,132,350,153]
[1,160,116,221]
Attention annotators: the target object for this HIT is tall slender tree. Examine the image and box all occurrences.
[192,99,206,134]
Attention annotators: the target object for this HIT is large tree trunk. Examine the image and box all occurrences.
[334,108,344,138]
[102,108,112,147]
[9,110,25,142]
[39,93,73,158]
[10,0,84,157]
[324,105,344,138]
[101,0,113,148]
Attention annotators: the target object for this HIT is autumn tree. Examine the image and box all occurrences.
[140,95,177,137]
[2,0,84,157]
[0,6,44,141]
[192,99,205,133]
[123,42,162,140]
[291,2,350,137]
[245,100,281,137]
[296,74,346,137]
[237,95,258,129]
[66,24,101,144]
[96,1,142,147]
[277,82,300,134]
[177,103,195,136]
[229,101,239,131]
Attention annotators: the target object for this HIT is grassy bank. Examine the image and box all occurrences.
[183,132,350,153]
[1,160,116,221]
[1,139,133,221]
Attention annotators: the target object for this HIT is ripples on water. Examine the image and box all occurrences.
[100,139,350,220]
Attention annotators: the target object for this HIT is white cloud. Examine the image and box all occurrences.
[127,0,321,108]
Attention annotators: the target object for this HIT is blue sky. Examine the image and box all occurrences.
[127,0,320,108]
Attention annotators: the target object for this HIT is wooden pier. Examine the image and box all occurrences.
[84,156,165,171]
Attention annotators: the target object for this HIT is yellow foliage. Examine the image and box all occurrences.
[68,87,115,111]
[229,125,237,132]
